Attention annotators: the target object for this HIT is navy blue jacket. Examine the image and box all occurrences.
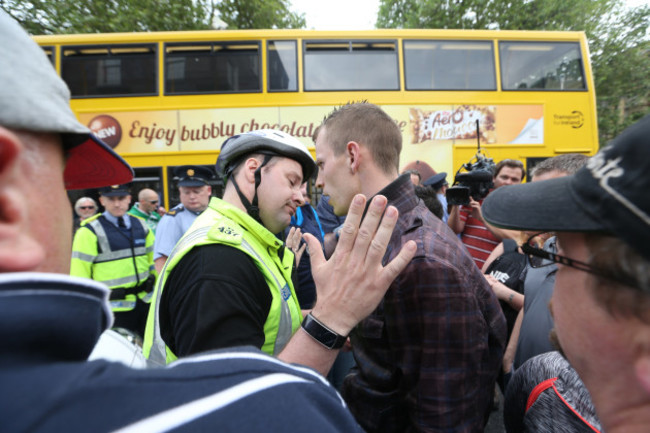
[0,272,362,432]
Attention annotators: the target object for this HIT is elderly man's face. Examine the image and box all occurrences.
[19,132,72,273]
[549,232,641,409]
[77,200,97,220]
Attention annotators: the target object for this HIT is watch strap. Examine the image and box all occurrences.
[301,313,347,349]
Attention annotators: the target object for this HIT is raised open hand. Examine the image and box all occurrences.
[303,194,417,336]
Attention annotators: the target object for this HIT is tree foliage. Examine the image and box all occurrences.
[377,0,650,145]
[0,0,305,33]
[216,0,305,29]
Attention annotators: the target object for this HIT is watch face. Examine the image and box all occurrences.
[319,331,337,349]
[302,314,345,349]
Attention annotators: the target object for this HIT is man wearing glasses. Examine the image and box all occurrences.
[507,154,589,373]
[482,115,650,433]
[73,197,98,233]
[128,188,162,233]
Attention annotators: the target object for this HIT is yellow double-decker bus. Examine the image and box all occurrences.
[34,29,597,208]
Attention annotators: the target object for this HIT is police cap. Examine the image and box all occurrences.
[174,165,214,187]
[98,183,131,197]
[423,172,448,190]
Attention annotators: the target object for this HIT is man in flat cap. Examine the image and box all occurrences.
[482,115,650,432]
[71,183,156,337]
[153,165,213,273]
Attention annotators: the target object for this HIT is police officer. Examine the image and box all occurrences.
[71,184,156,337]
[144,130,315,365]
[153,165,213,273]
[423,172,449,222]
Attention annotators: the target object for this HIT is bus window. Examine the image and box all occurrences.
[268,40,298,92]
[62,44,157,97]
[40,46,55,66]
[404,40,496,90]
[132,166,165,208]
[166,165,223,209]
[303,40,399,91]
[499,41,586,90]
[165,42,261,94]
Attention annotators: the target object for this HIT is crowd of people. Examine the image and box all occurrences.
[3,10,650,433]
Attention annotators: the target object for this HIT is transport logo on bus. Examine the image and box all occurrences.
[553,111,584,129]
[88,114,123,148]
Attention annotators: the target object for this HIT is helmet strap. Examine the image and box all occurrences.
[231,154,272,225]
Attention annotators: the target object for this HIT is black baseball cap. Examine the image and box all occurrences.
[483,114,650,261]
[174,165,214,187]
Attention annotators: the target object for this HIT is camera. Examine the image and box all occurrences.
[446,153,496,206]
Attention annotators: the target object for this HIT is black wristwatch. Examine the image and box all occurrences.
[301,313,347,349]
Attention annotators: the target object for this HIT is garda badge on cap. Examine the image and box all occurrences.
[187,168,195,177]
[98,183,130,196]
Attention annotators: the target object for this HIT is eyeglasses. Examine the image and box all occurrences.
[149,200,159,205]
[522,232,638,289]
[79,206,96,210]
[522,233,590,271]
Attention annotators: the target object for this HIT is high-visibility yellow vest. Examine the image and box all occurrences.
[71,214,155,312]
[143,197,301,365]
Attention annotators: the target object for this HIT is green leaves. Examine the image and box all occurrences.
[0,0,305,33]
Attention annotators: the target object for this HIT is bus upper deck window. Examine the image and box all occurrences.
[165,42,261,94]
[404,40,496,91]
[61,44,157,98]
[303,40,399,91]
[499,42,586,91]
[268,41,297,92]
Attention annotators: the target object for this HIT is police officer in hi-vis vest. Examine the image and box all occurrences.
[71,184,156,337]
[144,130,316,364]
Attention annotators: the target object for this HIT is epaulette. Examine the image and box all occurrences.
[166,205,186,217]
[80,213,102,227]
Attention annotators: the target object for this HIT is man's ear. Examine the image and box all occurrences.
[347,141,361,173]
[0,127,20,178]
[0,127,46,271]
[635,335,650,396]
[242,157,262,184]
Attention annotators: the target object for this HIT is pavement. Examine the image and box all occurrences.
[484,387,506,433]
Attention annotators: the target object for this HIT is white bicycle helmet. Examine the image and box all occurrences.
[215,129,316,224]
[216,129,316,181]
